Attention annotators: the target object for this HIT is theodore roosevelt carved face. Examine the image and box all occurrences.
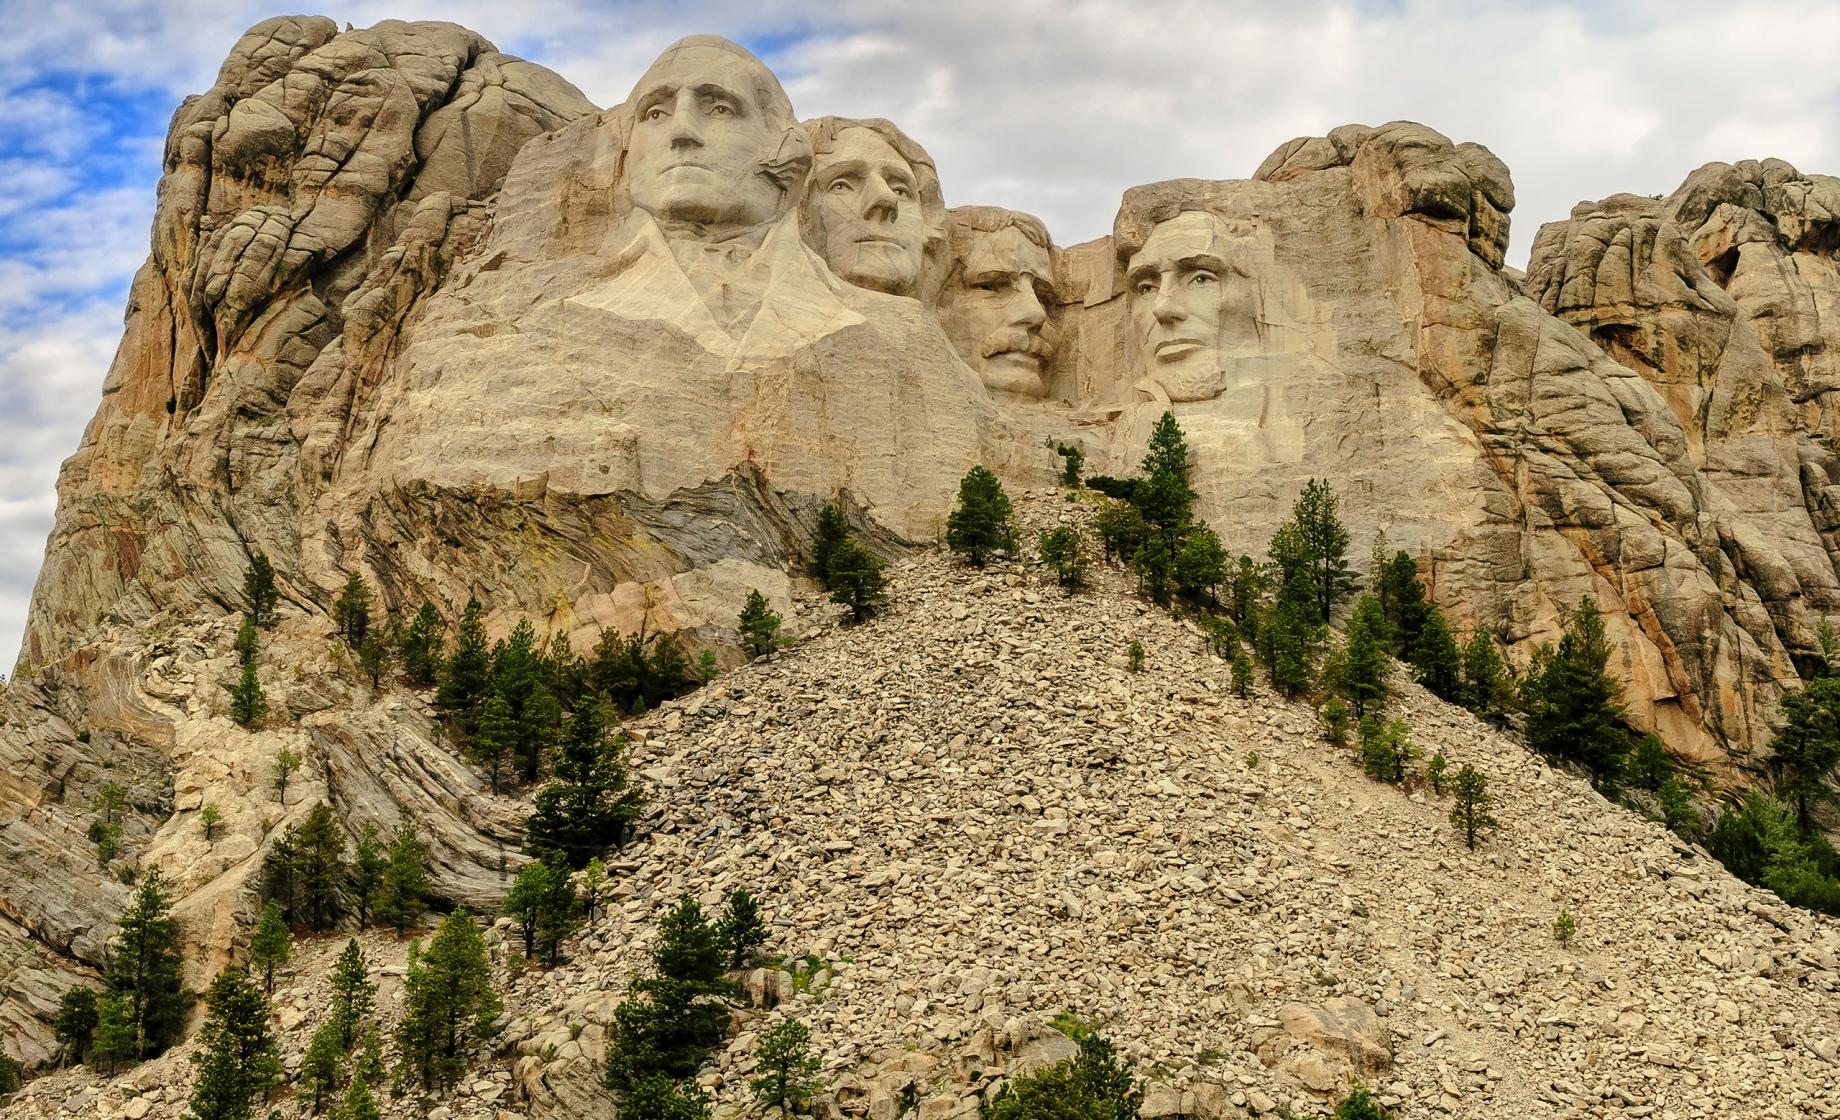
[939,208,1058,398]
[623,37,805,237]
[1126,210,1235,402]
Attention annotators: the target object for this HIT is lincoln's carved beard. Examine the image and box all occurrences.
[1153,359,1229,403]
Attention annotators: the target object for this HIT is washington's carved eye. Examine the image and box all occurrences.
[709,102,735,117]
[644,106,668,122]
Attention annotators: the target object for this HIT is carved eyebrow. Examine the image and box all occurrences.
[1126,262,1161,285]
[691,83,746,109]
[635,83,678,111]
[964,269,1016,286]
[1175,253,1229,274]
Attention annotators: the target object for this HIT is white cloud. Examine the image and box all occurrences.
[5,0,1840,663]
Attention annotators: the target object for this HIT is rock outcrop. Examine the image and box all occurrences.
[9,13,1840,1090]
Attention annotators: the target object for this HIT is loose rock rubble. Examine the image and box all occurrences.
[4,494,1838,1120]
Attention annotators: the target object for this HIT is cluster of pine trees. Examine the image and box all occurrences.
[260,804,432,937]
[52,871,187,1074]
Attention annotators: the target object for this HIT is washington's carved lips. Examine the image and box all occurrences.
[1154,337,1206,361]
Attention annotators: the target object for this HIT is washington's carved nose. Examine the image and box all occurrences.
[668,91,704,146]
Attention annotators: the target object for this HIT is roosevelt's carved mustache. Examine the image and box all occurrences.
[983,330,1054,360]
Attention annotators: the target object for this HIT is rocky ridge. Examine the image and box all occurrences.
[6,495,1836,1120]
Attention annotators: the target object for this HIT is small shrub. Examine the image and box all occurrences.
[1426,752,1448,796]
[1334,1082,1396,1120]
[1552,908,1577,945]
[1244,750,1258,769]
[1321,697,1350,746]
[1038,525,1087,590]
[1449,763,1498,850]
[1126,641,1145,673]
[984,1032,1142,1120]
[1231,652,1252,697]
[750,1017,821,1114]
[1360,719,1413,784]
[738,590,782,658]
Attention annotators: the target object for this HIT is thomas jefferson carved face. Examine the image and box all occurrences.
[811,127,928,296]
[1127,210,1233,402]
[940,222,1057,397]
[626,41,789,234]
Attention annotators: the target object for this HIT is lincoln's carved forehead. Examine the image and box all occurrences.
[1126,210,1232,282]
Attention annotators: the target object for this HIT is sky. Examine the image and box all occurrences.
[3,0,1840,665]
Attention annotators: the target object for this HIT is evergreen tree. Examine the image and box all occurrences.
[1769,675,1840,834]
[1174,524,1228,605]
[504,856,580,967]
[396,910,500,1090]
[1408,605,1463,702]
[272,747,299,805]
[653,895,727,987]
[1361,719,1413,784]
[587,627,695,718]
[229,662,267,728]
[1291,479,1355,624]
[1378,551,1429,653]
[525,702,645,868]
[812,502,850,588]
[186,967,279,1120]
[622,1076,712,1120]
[354,1026,386,1089]
[1460,629,1514,724]
[332,572,372,646]
[718,888,769,969]
[1819,618,1840,679]
[329,939,376,1051]
[1629,733,1674,793]
[945,466,1017,565]
[1231,650,1253,698]
[1334,1083,1396,1120]
[827,540,888,622]
[581,857,608,930]
[248,901,289,994]
[293,803,348,934]
[201,803,223,842]
[1342,595,1389,719]
[1038,525,1087,590]
[520,685,564,782]
[55,986,99,1067]
[1450,764,1498,850]
[397,600,446,687]
[738,590,782,657]
[298,1019,344,1114]
[234,617,258,666]
[260,831,299,926]
[342,1076,381,1120]
[436,597,492,728]
[1521,596,1631,791]
[357,628,393,688]
[375,820,431,935]
[93,993,135,1074]
[0,1051,15,1096]
[1227,556,1267,629]
[602,897,736,1092]
[1263,572,1320,698]
[1140,411,1193,494]
[1092,500,1149,564]
[105,868,188,1059]
[1130,535,1174,605]
[751,1017,821,1113]
[349,822,386,929]
[244,554,279,629]
[471,689,516,793]
[1133,469,1192,540]
[1707,792,1840,914]
[984,1032,1142,1120]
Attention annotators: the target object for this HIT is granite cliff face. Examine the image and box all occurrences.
[6,12,1840,1082]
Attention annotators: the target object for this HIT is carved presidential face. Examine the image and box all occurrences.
[1128,210,1233,402]
[941,225,1057,397]
[626,42,786,232]
[812,127,927,296]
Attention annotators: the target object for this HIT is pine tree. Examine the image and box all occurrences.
[1769,675,1840,834]
[1174,524,1228,604]
[984,1032,1142,1120]
[1264,572,1320,698]
[293,803,348,934]
[1092,500,1149,564]
[332,572,372,646]
[375,820,431,935]
[0,1053,14,1096]
[201,803,223,842]
[653,895,727,986]
[397,600,445,687]
[1342,595,1389,719]
[93,993,135,1074]
[260,830,299,926]
[396,910,500,1090]
[1378,551,1429,653]
[1521,596,1631,791]
[472,689,516,793]
[525,702,645,868]
[1449,764,1497,850]
[718,888,769,969]
[1334,1083,1396,1120]
[1460,628,1514,723]
[751,1017,821,1113]
[738,589,782,657]
[1231,651,1253,698]
[603,897,735,1092]
[298,1019,344,1113]
[1408,604,1463,702]
[581,857,608,930]
[244,554,279,629]
[1292,479,1355,624]
[55,986,99,1066]
[436,596,492,728]
[349,822,386,928]
[812,502,850,588]
[357,628,393,687]
[329,939,375,1051]
[229,661,267,728]
[1038,525,1087,591]
[234,617,258,666]
[105,868,187,1059]
[946,466,1016,565]
[342,1075,381,1120]
[1140,411,1193,494]
[1133,469,1192,540]
[505,856,580,967]
[248,901,289,994]
[622,1076,713,1120]
[272,747,299,805]
[1361,719,1413,784]
[186,967,279,1120]
[826,539,887,621]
